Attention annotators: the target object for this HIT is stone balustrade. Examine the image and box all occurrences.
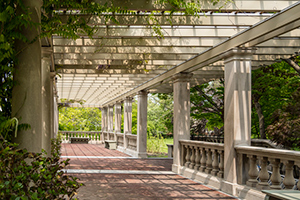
[235,146,300,190]
[179,139,224,178]
[59,131,102,143]
[127,134,137,151]
[116,133,124,147]
[59,131,138,155]
[108,131,115,140]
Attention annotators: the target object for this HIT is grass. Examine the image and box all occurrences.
[147,137,173,157]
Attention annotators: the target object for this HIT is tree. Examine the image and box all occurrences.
[190,79,224,135]
[59,107,102,131]
[267,88,300,149]
[251,61,300,139]
[147,93,173,137]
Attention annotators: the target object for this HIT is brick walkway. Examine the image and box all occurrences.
[61,144,236,200]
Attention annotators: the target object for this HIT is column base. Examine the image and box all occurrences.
[138,152,148,158]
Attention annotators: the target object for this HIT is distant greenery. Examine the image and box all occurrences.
[59,107,102,131]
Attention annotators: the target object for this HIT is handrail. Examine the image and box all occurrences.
[235,145,300,163]
[180,139,224,150]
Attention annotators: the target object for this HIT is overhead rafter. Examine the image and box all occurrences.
[101,1,300,107]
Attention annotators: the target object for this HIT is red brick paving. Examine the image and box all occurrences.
[61,143,130,157]
[61,144,236,200]
[65,158,173,171]
[74,174,236,200]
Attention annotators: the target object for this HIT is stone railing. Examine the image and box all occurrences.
[126,134,137,151]
[116,133,124,147]
[59,131,102,143]
[191,136,281,149]
[235,146,300,190]
[180,140,224,178]
[190,135,224,143]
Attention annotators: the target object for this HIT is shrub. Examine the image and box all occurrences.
[0,136,83,199]
[147,133,166,154]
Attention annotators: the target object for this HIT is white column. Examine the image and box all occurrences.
[223,48,254,193]
[108,105,114,137]
[101,107,108,142]
[124,97,133,149]
[12,0,43,153]
[137,90,148,158]
[172,72,193,173]
[49,72,55,140]
[41,48,52,154]
[53,95,59,138]
[115,102,122,140]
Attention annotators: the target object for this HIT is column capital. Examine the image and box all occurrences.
[138,90,148,96]
[124,96,134,102]
[172,72,193,83]
[223,47,256,63]
[41,47,53,59]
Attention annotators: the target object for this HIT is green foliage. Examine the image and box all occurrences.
[190,79,224,133]
[251,62,300,138]
[147,94,173,137]
[266,88,300,149]
[59,107,102,131]
[0,136,83,199]
[147,132,166,154]
[41,0,131,40]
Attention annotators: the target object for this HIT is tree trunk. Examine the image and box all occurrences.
[253,98,266,139]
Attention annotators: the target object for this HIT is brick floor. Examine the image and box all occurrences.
[61,144,236,200]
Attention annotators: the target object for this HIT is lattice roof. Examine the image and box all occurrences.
[52,1,300,107]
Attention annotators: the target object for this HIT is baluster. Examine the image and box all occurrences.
[205,149,212,174]
[257,157,270,190]
[246,155,259,187]
[200,148,207,172]
[211,149,219,176]
[283,160,295,189]
[189,146,195,169]
[270,159,282,189]
[297,164,300,190]
[185,145,191,167]
[218,150,224,178]
[194,147,201,170]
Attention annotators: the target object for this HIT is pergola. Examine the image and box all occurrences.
[53,0,300,107]
[13,1,300,199]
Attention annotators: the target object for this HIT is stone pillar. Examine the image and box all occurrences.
[137,90,148,158]
[49,72,55,139]
[123,97,133,149]
[223,48,254,193]
[12,0,43,153]
[53,94,59,139]
[41,48,52,154]
[114,102,122,140]
[108,105,114,139]
[101,107,107,142]
[172,72,193,173]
